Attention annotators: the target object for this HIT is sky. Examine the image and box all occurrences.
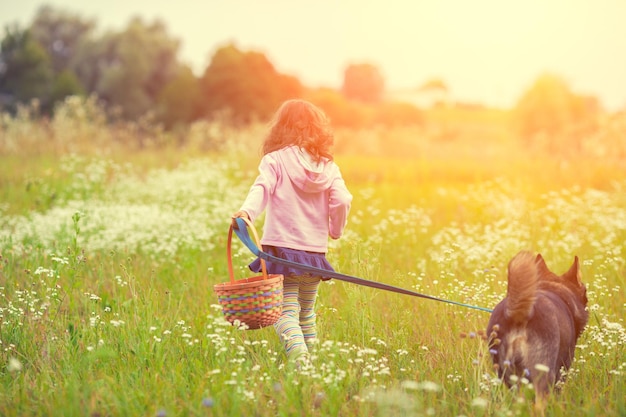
[1,0,626,110]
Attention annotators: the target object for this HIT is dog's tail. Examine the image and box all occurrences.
[504,251,539,322]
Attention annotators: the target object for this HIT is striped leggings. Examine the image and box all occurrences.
[274,275,321,362]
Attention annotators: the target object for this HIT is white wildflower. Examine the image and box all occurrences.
[471,397,489,408]
[8,357,23,372]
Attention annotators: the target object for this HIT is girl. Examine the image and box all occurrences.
[232,99,352,366]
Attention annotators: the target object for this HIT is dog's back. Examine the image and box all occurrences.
[487,251,588,398]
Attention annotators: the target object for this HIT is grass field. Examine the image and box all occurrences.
[1,108,625,416]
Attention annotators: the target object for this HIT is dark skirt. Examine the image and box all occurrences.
[249,245,335,281]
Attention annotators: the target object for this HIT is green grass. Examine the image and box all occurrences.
[1,122,625,417]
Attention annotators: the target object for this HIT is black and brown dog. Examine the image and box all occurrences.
[487,251,589,404]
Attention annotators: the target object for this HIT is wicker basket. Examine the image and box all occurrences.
[214,217,283,330]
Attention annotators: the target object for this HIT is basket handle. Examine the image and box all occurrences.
[227,217,268,283]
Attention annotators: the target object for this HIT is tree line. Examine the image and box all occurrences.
[0,5,425,130]
[0,4,608,149]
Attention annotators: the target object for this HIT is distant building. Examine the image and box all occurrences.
[386,79,451,109]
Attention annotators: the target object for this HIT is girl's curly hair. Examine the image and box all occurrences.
[262,99,334,162]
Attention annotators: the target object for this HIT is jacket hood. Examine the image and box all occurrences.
[276,146,336,193]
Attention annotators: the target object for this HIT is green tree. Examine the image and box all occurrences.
[156,64,201,129]
[0,25,53,111]
[28,5,92,111]
[70,33,115,95]
[342,63,384,103]
[72,17,182,120]
[50,69,85,105]
[30,5,95,75]
[199,44,303,124]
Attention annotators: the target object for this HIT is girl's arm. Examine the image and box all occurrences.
[328,175,352,239]
[238,155,279,223]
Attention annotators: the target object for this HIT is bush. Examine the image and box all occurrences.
[513,73,600,156]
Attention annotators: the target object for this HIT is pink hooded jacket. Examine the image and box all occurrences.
[239,146,352,253]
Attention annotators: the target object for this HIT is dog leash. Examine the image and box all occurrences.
[233,218,493,313]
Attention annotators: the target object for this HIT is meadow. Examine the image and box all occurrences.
[0,101,625,416]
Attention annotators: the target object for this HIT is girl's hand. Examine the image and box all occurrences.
[231,211,250,229]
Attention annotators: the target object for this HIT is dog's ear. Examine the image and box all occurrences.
[535,253,550,275]
[563,256,581,284]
